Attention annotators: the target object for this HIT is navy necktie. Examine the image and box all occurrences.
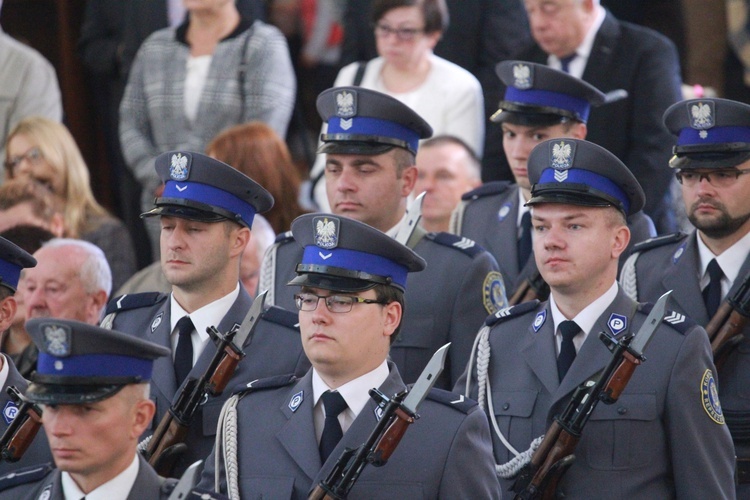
[703,259,723,319]
[557,320,581,381]
[560,54,576,73]
[319,390,348,463]
[174,316,194,386]
[518,211,533,269]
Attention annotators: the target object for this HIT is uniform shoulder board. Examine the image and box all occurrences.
[638,302,695,334]
[424,388,478,414]
[460,181,512,201]
[232,373,297,396]
[427,232,484,258]
[105,292,167,315]
[262,305,301,330]
[0,463,53,491]
[274,231,294,244]
[486,300,540,327]
[631,232,687,254]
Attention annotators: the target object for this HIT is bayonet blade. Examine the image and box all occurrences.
[401,343,450,414]
[167,460,202,499]
[394,192,425,246]
[232,290,268,349]
[629,290,671,355]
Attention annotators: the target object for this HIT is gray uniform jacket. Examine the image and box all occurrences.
[104,287,310,477]
[458,288,736,498]
[452,182,656,294]
[622,230,750,495]
[261,230,505,389]
[0,455,173,499]
[199,361,502,499]
[0,355,52,476]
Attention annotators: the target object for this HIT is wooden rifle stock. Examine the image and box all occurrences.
[510,271,550,306]
[0,387,42,463]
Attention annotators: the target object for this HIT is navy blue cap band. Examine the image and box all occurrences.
[505,87,591,122]
[677,126,750,146]
[162,181,257,227]
[38,352,154,381]
[301,245,408,288]
[0,259,21,290]
[325,116,420,153]
[538,167,630,214]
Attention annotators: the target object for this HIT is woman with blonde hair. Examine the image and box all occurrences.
[4,116,136,291]
[207,121,307,234]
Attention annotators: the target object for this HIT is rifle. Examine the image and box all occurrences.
[0,386,43,462]
[705,271,750,369]
[308,343,450,500]
[509,269,549,306]
[143,291,268,476]
[511,291,670,499]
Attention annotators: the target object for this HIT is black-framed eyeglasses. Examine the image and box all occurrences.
[4,147,44,172]
[373,22,425,41]
[294,292,386,313]
[675,168,750,188]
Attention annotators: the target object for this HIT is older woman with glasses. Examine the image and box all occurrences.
[4,116,137,292]
[308,0,484,211]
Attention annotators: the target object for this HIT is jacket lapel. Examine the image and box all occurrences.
[149,301,177,401]
[520,305,559,397]
[582,12,619,84]
[661,234,707,324]
[276,372,322,481]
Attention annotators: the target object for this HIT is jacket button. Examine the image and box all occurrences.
[502,402,510,411]
[617,406,627,415]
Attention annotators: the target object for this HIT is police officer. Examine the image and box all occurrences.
[0,236,52,475]
[621,97,750,495]
[101,152,309,477]
[0,318,176,498]
[459,138,735,497]
[260,87,505,389]
[452,61,656,298]
[200,213,501,498]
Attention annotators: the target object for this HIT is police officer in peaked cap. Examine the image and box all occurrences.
[199,213,501,498]
[102,151,309,478]
[452,61,655,300]
[621,97,750,496]
[259,86,507,389]
[458,137,735,497]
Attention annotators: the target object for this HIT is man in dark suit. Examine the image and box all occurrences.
[199,213,501,498]
[0,237,53,475]
[620,97,750,495]
[341,0,531,182]
[260,87,506,390]
[459,138,735,497]
[505,0,682,232]
[453,61,655,298]
[102,152,308,477]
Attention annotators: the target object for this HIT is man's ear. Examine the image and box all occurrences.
[0,296,17,332]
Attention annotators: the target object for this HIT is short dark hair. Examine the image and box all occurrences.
[371,0,449,33]
[373,284,405,344]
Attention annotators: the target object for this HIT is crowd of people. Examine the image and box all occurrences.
[0,0,748,498]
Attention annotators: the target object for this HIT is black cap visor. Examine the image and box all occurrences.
[670,149,750,170]
[491,102,580,125]
[26,380,127,405]
[141,197,245,226]
[288,263,401,292]
[318,134,411,155]
[526,184,624,214]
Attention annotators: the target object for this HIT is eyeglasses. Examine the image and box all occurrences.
[373,23,425,41]
[294,292,386,313]
[4,147,44,172]
[675,168,750,188]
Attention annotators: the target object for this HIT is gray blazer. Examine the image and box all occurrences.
[200,361,501,498]
[459,288,736,498]
[107,287,309,477]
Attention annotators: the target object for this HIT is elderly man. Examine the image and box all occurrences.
[199,213,501,498]
[620,97,750,495]
[459,138,735,497]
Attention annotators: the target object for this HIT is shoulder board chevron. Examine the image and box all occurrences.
[232,373,297,396]
[262,305,300,330]
[460,181,512,201]
[105,292,167,315]
[486,300,541,327]
[631,232,687,254]
[424,388,477,414]
[428,232,484,257]
[638,302,695,334]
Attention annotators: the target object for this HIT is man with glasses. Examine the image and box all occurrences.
[199,213,501,498]
[620,97,750,495]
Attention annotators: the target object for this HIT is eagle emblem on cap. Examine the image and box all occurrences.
[314,216,339,249]
[513,63,532,89]
[689,102,714,131]
[551,141,573,171]
[335,91,356,118]
[169,153,190,181]
[44,324,71,357]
